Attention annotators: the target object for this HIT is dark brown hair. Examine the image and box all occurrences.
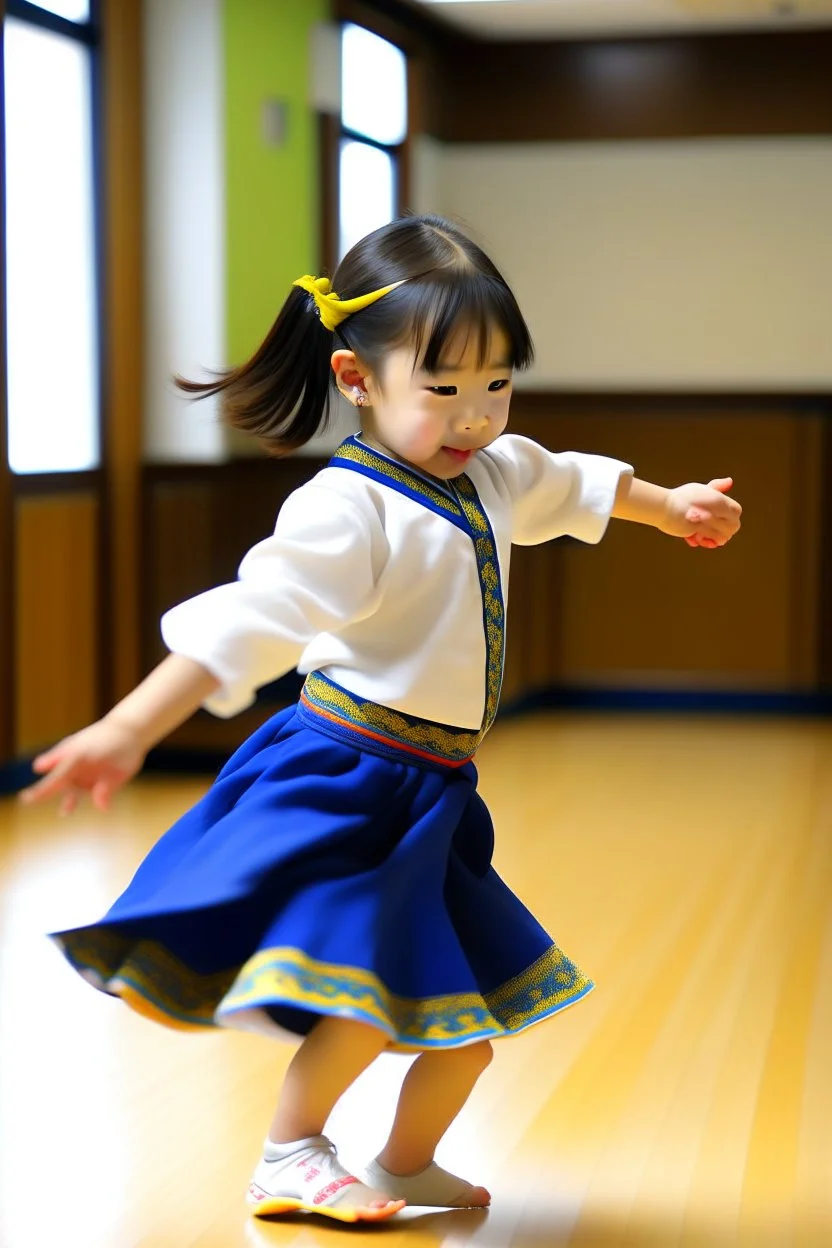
[177,214,534,454]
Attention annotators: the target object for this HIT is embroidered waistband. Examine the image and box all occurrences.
[299,672,481,768]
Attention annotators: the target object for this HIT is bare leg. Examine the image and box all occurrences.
[269,1015,390,1142]
[371,1039,493,1207]
[249,1015,404,1220]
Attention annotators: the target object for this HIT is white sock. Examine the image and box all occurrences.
[363,1157,486,1207]
[262,1134,331,1162]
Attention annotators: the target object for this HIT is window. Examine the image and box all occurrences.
[3,2,100,473]
[338,23,407,261]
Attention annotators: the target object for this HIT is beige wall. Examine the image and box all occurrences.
[418,137,832,390]
[408,134,830,693]
[144,0,226,462]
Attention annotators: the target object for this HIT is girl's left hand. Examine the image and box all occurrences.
[662,478,742,549]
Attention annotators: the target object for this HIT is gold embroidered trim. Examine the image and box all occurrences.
[328,440,506,739]
[332,441,460,516]
[302,672,480,761]
[55,928,234,1026]
[55,930,592,1044]
[453,476,505,732]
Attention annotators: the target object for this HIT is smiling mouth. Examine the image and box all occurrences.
[442,447,474,463]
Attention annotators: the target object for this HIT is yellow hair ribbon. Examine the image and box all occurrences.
[293,274,403,332]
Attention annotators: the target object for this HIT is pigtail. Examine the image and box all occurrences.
[175,285,333,454]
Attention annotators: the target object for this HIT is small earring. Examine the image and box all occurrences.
[352,387,368,408]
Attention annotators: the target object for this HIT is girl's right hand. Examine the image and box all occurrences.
[20,717,147,815]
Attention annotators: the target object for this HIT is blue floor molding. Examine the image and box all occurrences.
[499,686,832,717]
[3,684,831,793]
[0,757,37,798]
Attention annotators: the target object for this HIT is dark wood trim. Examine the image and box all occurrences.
[11,470,104,496]
[0,3,13,763]
[318,113,339,274]
[820,415,832,690]
[433,30,832,143]
[510,391,832,416]
[91,0,108,720]
[100,0,144,706]
[143,455,328,486]
[398,139,410,217]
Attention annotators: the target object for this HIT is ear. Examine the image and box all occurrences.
[331,349,369,403]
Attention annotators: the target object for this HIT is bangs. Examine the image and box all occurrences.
[388,273,534,374]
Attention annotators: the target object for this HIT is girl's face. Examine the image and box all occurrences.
[334,326,514,480]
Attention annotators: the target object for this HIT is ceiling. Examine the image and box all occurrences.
[411,0,832,40]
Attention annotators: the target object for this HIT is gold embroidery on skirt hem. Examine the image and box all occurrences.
[54,931,592,1042]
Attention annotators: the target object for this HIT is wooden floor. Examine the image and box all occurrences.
[1,712,831,1248]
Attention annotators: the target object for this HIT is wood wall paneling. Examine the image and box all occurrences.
[142,458,323,753]
[14,494,100,755]
[143,481,217,675]
[501,542,564,706]
[786,413,823,690]
[141,478,270,754]
[435,32,832,143]
[142,399,827,757]
[508,397,825,691]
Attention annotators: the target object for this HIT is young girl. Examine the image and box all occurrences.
[23,214,741,1224]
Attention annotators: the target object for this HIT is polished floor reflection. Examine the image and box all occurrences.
[1,712,830,1247]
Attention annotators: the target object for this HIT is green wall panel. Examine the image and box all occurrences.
[224,0,329,362]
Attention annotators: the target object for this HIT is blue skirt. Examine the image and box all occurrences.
[52,697,593,1050]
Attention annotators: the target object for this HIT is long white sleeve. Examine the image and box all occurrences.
[158,435,632,729]
[160,484,389,717]
[477,434,633,546]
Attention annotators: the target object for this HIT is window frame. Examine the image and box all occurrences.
[320,18,410,275]
[339,21,408,262]
[1,0,106,760]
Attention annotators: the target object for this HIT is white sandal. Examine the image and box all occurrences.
[247,1135,406,1223]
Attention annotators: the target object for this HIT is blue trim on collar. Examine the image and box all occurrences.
[328,437,470,531]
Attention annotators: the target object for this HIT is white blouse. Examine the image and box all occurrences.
[161,435,633,728]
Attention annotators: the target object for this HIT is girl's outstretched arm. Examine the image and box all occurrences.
[612,475,742,549]
[20,654,219,815]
